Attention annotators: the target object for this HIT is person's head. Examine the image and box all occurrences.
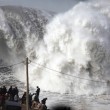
[37,86,39,88]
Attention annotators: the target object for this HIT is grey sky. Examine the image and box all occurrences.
[0,0,87,13]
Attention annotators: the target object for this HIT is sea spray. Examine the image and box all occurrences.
[34,1,110,94]
[0,1,110,95]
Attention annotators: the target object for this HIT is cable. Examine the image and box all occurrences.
[0,59,109,105]
[0,61,24,73]
[29,63,108,89]
[0,61,24,69]
[29,60,106,84]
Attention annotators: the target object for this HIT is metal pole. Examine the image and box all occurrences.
[26,57,29,110]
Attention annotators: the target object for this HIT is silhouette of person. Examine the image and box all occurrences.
[0,87,2,94]
[33,86,40,103]
[8,86,12,95]
[21,92,26,104]
[8,86,13,101]
[41,98,47,105]
[34,94,39,103]
[2,86,7,95]
[36,86,40,98]
[29,93,33,109]
[14,87,19,96]
[41,98,48,110]
[11,87,19,101]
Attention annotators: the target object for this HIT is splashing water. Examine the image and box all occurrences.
[31,0,110,94]
[0,1,110,95]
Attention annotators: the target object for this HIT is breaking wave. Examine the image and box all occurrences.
[1,0,110,95]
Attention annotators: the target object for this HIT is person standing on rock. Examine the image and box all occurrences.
[34,86,40,103]
[36,86,40,99]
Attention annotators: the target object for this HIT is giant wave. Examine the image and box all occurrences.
[0,0,110,95]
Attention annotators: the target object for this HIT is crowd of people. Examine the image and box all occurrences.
[0,86,48,110]
[0,86,19,106]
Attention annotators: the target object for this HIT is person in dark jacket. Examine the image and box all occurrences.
[41,98,47,105]
[8,86,13,101]
[36,86,40,98]
[34,86,40,103]
[41,98,48,110]
[2,86,7,95]
[21,92,26,104]
[14,87,19,96]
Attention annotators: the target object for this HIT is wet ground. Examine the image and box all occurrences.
[40,92,110,110]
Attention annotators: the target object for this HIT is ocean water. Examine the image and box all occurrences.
[0,0,110,96]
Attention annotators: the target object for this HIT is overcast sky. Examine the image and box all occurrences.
[0,0,87,13]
